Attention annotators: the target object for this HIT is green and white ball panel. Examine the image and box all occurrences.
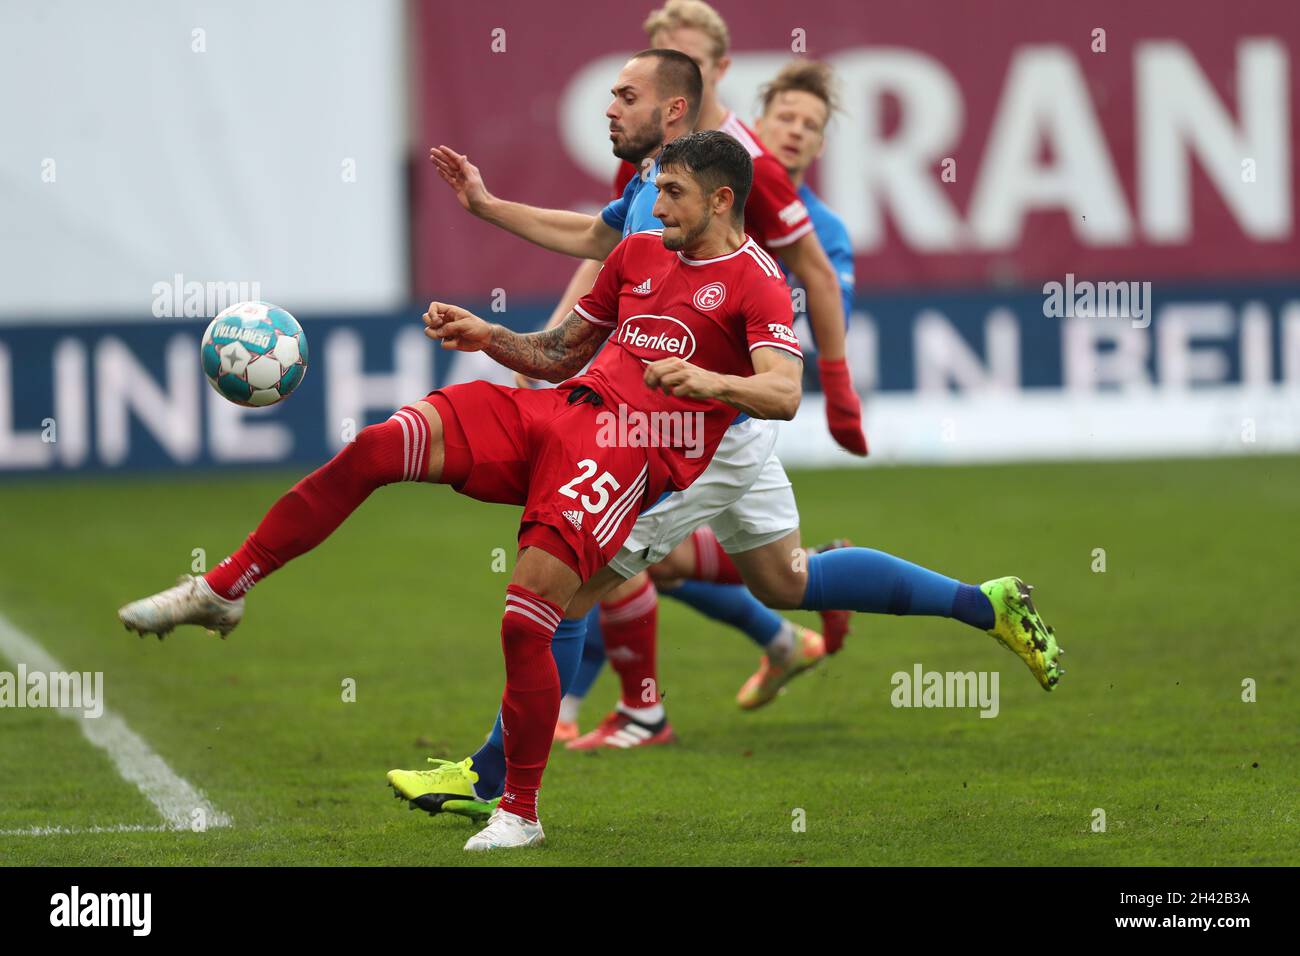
[279,362,306,394]
[245,354,283,391]
[200,301,309,407]
[217,372,253,403]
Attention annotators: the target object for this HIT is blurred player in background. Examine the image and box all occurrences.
[753,59,855,324]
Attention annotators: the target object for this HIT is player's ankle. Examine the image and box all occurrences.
[499,787,540,822]
[558,694,583,723]
[616,701,665,725]
[766,621,797,665]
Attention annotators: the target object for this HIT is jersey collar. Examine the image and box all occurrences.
[676,235,755,266]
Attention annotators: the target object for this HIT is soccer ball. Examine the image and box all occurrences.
[201,302,309,407]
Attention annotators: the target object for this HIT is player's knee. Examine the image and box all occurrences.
[649,544,692,582]
[344,405,440,485]
[746,572,805,610]
[646,562,672,586]
[563,594,597,619]
[604,570,650,603]
[345,420,403,484]
[348,420,386,457]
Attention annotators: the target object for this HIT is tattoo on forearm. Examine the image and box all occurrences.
[770,349,803,367]
[486,313,606,381]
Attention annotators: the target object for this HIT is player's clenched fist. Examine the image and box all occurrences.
[430,145,491,216]
[423,302,493,352]
[643,357,722,401]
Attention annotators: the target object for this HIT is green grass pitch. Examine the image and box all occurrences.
[0,456,1297,866]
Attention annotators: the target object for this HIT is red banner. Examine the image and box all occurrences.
[412,0,1300,298]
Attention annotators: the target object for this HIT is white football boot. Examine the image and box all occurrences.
[463,807,546,852]
[118,575,244,640]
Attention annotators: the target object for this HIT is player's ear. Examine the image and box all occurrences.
[667,95,687,125]
[713,185,734,219]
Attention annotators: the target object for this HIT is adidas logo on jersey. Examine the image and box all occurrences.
[563,509,584,530]
[631,277,652,295]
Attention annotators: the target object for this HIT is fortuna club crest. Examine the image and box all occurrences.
[693,282,726,310]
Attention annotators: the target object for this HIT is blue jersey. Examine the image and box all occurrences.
[601,159,662,237]
[788,183,855,323]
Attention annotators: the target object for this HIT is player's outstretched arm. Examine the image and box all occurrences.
[777,233,846,360]
[430,145,621,261]
[643,347,803,421]
[776,233,868,456]
[515,259,604,388]
[423,302,609,383]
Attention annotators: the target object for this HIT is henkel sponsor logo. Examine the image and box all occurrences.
[693,282,726,311]
[616,314,697,362]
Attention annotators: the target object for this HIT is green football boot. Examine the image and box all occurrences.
[387,757,499,821]
[980,576,1064,691]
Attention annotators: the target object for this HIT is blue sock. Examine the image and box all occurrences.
[660,580,783,648]
[470,613,588,800]
[801,548,993,630]
[566,608,605,700]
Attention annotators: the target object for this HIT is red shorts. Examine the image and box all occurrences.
[427,381,669,581]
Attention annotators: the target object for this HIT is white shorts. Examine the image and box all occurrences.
[607,417,800,579]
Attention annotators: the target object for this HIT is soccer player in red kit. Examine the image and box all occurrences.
[117,130,804,851]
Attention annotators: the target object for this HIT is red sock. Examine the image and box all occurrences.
[689,527,743,584]
[204,407,432,600]
[599,577,660,709]
[499,585,563,822]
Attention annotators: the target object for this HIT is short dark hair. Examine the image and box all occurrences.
[630,48,703,130]
[659,130,753,222]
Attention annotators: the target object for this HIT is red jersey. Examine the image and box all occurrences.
[613,161,637,199]
[718,112,814,252]
[569,230,800,493]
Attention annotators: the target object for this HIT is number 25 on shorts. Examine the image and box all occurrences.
[558,458,620,515]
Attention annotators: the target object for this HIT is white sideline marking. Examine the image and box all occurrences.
[0,824,170,836]
[0,609,232,832]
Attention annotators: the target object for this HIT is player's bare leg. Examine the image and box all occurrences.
[673,529,827,708]
[556,571,648,740]
[648,529,832,708]
[564,569,677,751]
[117,400,448,639]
